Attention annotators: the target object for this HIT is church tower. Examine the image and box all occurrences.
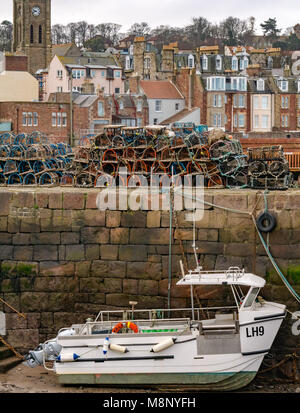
[12,0,52,75]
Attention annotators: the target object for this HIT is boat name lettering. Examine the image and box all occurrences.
[246,326,264,337]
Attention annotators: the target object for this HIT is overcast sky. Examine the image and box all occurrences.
[0,0,298,33]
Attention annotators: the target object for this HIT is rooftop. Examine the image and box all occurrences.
[140,80,184,100]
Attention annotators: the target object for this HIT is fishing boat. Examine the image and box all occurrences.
[24,248,286,391]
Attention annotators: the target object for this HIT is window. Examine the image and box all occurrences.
[231,78,238,91]
[22,113,27,126]
[27,113,32,126]
[207,77,225,91]
[261,96,269,109]
[232,56,238,71]
[125,56,131,70]
[239,95,245,108]
[188,54,195,68]
[238,78,247,91]
[119,100,124,110]
[30,25,34,44]
[213,94,222,107]
[215,55,222,71]
[52,113,56,127]
[90,70,96,78]
[72,70,83,79]
[57,70,63,79]
[243,287,260,308]
[281,96,289,109]
[62,113,67,127]
[115,71,121,78]
[144,58,151,69]
[278,79,288,92]
[238,113,245,128]
[281,115,289,127]
[254,115,259,128]
[202,55,208,70]
[155,100,162,112]
[154,118,158,125]
[262,115,269,128]
[137,118,142,127]
[233,114,237,127]
[257,79,265,91]
[137,100,142,112]
[115,88,120,94]
[253,96,259,109]
[39,25,42,44]
[98,102,104,117]
[101,71,105,77]
[240,56,248,70]
[213,113,222,127]
[57,86,63,92]
[175,103,179,111]
[33,112,38,126]
[57,113,62,127]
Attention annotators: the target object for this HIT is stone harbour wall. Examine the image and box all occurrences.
[0,187,299,359]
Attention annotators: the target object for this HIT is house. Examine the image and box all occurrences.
[0,89,112,144]
[0,52,39,103]
[44,44,125,100]
[109,94,149,127]
[136,80,185,125]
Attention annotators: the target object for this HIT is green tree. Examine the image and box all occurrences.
[260,18,281,38]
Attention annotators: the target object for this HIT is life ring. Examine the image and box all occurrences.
[112,322,124,334]
[112,322,139,334]
[256,211,277,233]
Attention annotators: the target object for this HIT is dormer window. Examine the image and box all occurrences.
[232,56,238,71]
[278,79,288,92]
[240,56,248,70]
[257,78,265,91]
[202,54,208,70]
[215,55,222,71]
[188,54,195,68]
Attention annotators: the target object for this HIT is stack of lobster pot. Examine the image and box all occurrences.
[0,132,73,187]
[247,146,292,190]
[209,138,248,189]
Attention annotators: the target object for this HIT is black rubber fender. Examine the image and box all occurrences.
[256,211,277,233]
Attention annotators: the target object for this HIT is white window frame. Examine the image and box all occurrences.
[57,112,62,127]
[232,56,238,71]
[155,100,162,112]
[144,58,151,69]
[22,112,27,126]
[57,70,63,79]
[188,54,195,68]
[119,100,124,110]
[202,55,208,70]
[62,113,67,127]
[33,112,38,127]
[257,79,265,91]
[278,79,288,92]
[27,112,32,126]
[52,113,56,127]
[98,101,104,117]
[238,113,245,128]
[261,114,269,129]
[137,100,142,112]
[254,114,259,128]
[215,55,222,71]
[253,96,260,109]
[115,70,121,78]
[213,113,222,127]
[261,96,269,109]
[213,94,222,108]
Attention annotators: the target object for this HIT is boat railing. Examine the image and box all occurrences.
[61,306,237,335]
[225,267,244,281]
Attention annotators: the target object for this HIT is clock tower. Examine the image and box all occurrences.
[12,0,52,75]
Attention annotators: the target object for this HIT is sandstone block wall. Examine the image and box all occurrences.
[0,188,299,355]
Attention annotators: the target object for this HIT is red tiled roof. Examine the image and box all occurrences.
[140,81,183,100]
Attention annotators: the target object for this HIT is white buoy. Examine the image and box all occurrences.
[103,337,110,355]
[57,352,80,362]
[150,338,176,353]
[109,343,129,354]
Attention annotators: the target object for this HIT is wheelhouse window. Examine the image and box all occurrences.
[243,287,260,308]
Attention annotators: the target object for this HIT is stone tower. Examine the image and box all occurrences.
[12,0,52,75]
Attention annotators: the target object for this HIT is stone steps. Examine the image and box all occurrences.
[0,343,22,373]
[0,356,22,374]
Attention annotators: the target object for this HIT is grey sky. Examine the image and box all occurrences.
[0,0,298,34]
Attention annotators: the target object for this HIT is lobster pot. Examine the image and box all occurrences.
[23,173,37,186]
[39,172,60,187]
[60,174,74,186]
[75,172,95,188]
[7,173,23,185]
